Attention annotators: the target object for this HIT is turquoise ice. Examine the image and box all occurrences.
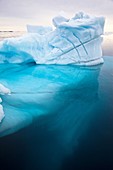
[0,60,101,136]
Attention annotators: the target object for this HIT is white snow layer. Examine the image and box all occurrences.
[0,84,11,122]
[0,12,105,65]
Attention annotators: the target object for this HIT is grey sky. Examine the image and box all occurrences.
[0,0,113,31]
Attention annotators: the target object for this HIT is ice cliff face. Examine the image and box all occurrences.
[0,12,105,65]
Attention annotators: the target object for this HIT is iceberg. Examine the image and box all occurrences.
[0,12,105,65]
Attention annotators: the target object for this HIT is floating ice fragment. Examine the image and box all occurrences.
[0,83,11,95]
[0,104,4,122]
[0,84,11,122]
[0,97,2,103]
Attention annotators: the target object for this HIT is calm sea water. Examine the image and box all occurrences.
[0,56,113,170]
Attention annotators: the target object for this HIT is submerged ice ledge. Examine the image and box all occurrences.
[0,62,102,137]
[0,12,105,66]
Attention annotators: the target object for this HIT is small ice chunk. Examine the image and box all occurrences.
[0,83,11,95]
[0,84,10,122]
[72,12,90,20]
[0,97,2,103]
[0,103,4,122]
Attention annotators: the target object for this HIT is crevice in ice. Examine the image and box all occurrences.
[72,33,89,56]
[50,36,100,61]
[60,35,81,59]
[52,45,64,53]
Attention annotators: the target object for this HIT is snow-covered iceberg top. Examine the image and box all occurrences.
[0,12,105,65]
[0,84,11,122]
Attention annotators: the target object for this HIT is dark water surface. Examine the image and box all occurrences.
[0,56,113,170]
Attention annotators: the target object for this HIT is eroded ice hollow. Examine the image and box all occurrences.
[0,12,105,65]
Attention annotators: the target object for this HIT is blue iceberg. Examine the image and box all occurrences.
[0,12,105,65]
[0,12,106,137]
